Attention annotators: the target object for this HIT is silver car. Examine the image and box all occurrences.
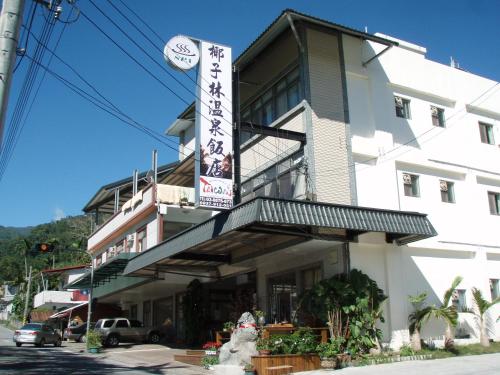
[13,323,62,347]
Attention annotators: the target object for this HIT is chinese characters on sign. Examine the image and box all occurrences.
[196,41,233,209]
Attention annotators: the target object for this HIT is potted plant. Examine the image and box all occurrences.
[201,355,219,369]
[223,321,235,332]
[242,362,256,375]
[316,336,344,369]
[202,341,221,355]
[86,329,103,353]
[256,337,272,355]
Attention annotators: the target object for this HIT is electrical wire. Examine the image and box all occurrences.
[0,6,56,181]
[13,0,38,73]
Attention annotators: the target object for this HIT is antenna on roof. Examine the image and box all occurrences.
[364,26,368,33]
[450,56,460,69]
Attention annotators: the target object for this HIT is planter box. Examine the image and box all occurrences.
[251,354,320,374]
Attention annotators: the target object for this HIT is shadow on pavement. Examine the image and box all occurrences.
[0,345,198,374]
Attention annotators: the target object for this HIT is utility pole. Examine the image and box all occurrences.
[22,265,32,325]
[0,0,25,147]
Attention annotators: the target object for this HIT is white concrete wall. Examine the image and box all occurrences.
[343,32,500,346]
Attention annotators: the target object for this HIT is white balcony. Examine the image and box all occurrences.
[88,184,195,251]
[33,290,87,310]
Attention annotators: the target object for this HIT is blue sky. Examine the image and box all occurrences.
[0,0,499,227]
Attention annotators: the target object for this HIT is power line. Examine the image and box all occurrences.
[84,0,287,167]
[0,5,56,181]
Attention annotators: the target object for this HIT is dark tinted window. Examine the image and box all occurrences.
[116,320,129,328]
[21,324,42,330]
[95,320,103,329]
[103,320,115,328]
[130,320,143,328]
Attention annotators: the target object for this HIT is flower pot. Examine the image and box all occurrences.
[258,349,271,355]
[205,350,217,356]
[244,371,256,375]
[87,347,102,354]
[336,353,351,369]
[320,358,336,369]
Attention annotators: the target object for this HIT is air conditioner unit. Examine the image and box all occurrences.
[402,173,412,185]
[440,180,448,192]
[127,233,135,242]
[394,96,403,107]
[108,246,116,256]
[430,106,438,116]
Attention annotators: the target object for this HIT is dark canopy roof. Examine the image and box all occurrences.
[124,197,436,277]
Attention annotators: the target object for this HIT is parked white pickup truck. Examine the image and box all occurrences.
[94,318,161,347]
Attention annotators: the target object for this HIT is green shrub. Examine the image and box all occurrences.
[201,355,219,369]
[399,344,415,357]
[86,329,102,349]
[316,337,345,358]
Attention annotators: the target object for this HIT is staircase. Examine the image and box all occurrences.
[173,350,205,366]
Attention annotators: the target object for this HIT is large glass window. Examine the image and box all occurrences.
[241,67,301,130]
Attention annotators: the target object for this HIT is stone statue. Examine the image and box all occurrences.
[218,312,258,366]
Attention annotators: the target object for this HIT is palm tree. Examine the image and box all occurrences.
[408,276,462,351]
[439,276,463,340]
[471,287,500,347]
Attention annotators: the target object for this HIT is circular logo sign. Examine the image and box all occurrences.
[164,36,200,71]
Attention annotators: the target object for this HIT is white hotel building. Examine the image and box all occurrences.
[69,10,500,348]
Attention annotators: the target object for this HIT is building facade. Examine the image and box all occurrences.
[69,10,500,348]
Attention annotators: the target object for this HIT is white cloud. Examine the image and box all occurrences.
[54,208,66,221]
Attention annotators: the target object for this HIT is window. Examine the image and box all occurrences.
[116,319,129,328]
[440,180,455,203]
[431,106,445,127]
[116,239,124,254]
[137,227,147,252]
[479,122,495,144]
[490,279,499,300]
[268,272,297,324]
[451,289,467,312]
[301,267,322,291]
[403,173,420,197]
[241,67,301,132]
[488,191,500,215]
[95,254,102,267]
[394,96,411,119]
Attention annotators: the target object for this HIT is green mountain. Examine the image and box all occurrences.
[0,225,33,240]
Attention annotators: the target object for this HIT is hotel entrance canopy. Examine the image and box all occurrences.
[123,197,436,278]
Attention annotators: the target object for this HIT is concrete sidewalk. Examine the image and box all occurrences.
[296,353,500,375]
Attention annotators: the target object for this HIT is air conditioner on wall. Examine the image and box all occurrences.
[440,180,448,192]
[127,233,135,242]
[402,173,412,185]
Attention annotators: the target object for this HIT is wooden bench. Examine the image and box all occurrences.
[265,365,293,375]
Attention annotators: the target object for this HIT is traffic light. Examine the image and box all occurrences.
[35,243,55,253]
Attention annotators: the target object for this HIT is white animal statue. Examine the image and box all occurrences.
[218,312,258,366]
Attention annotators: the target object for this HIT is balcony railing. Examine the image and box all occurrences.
[33,290,87,309]
[88,184,196,252]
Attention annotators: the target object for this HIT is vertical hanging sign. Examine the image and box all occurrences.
[195,41,233,209]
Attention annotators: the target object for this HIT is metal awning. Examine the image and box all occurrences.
[65,253,136,289]
[123,197,437,277]
[50,302,88,319]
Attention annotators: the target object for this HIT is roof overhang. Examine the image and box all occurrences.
[124,197,436,278]
[49,301,88,319]
[65,253,136,289]
[234,9,398,70]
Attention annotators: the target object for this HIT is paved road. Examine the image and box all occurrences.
[0,324,208,375]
